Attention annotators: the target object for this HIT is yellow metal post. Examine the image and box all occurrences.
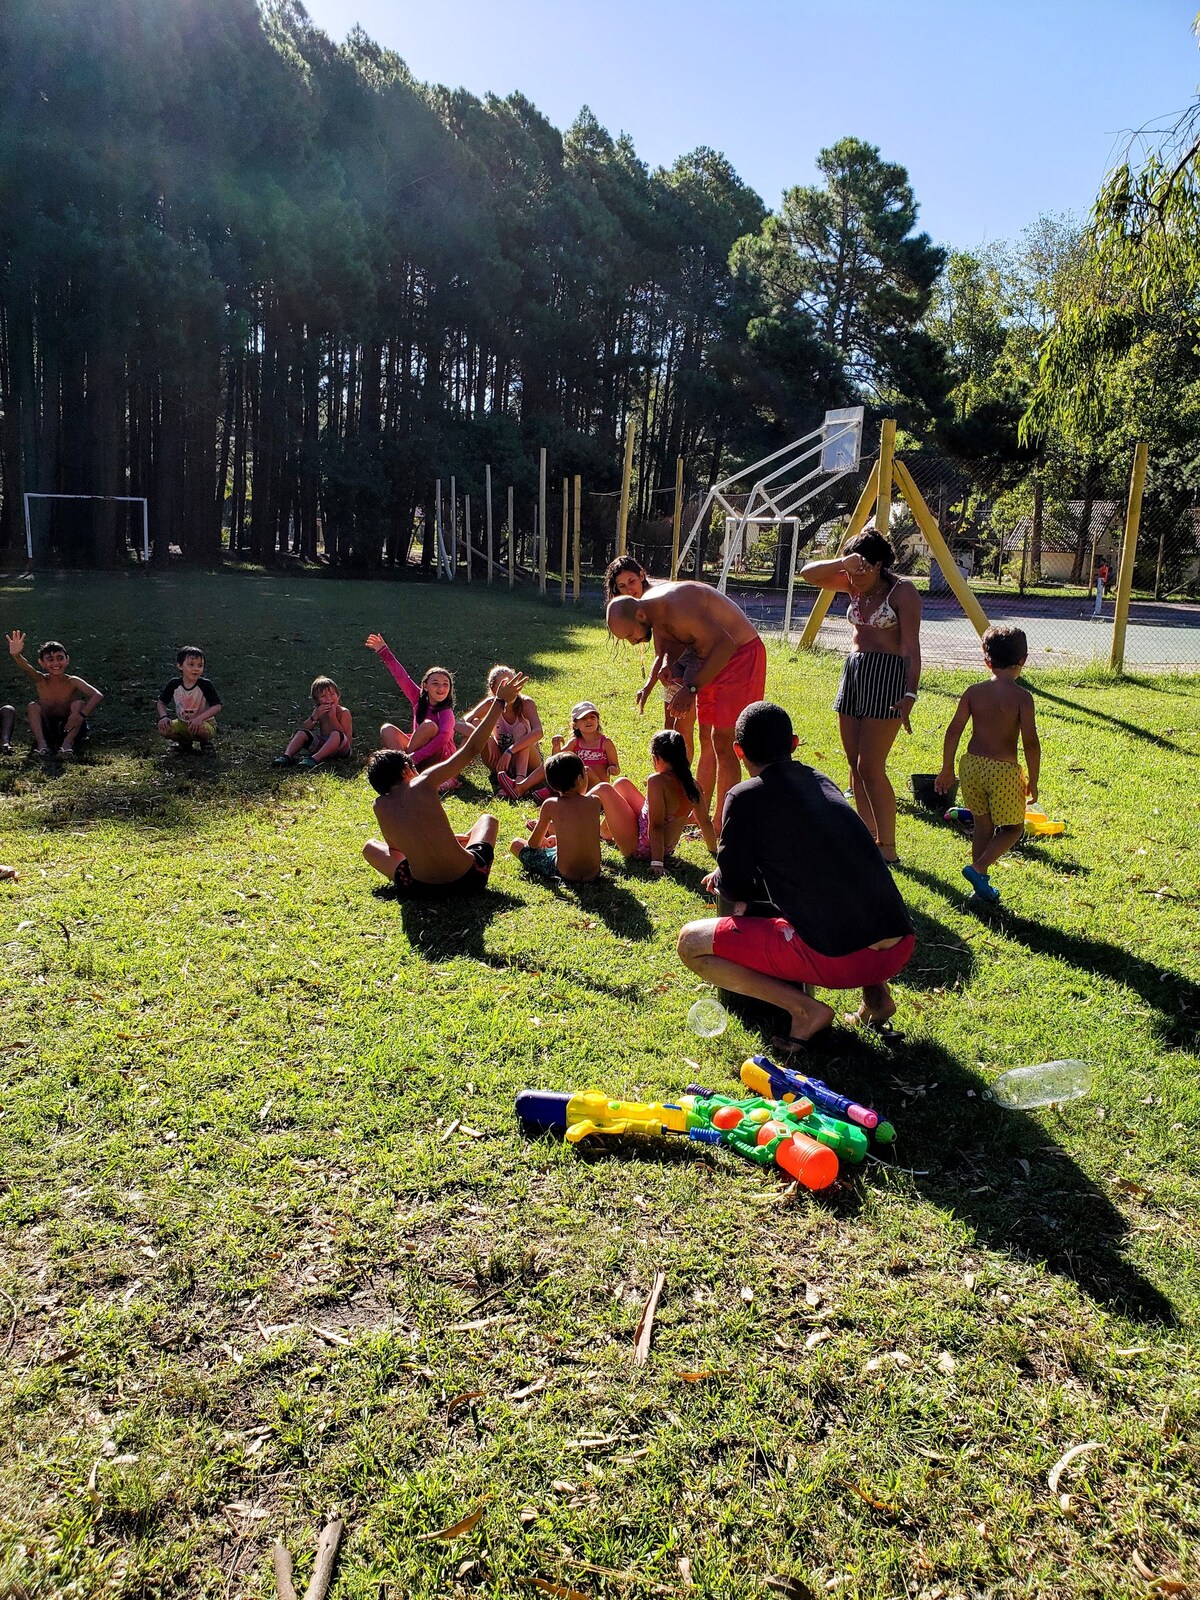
[670,455,684,578]
[796,463,880,649]
[1110,440,1148,673]
[893,459,991,637]
[560,478,569,603]
[616,416,636,557]
[875,418,895,537]
[538,447,547,594]
[573,474,582,601]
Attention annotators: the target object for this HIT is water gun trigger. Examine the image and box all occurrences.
[564,1119,626,1142]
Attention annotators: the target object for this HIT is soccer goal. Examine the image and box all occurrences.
[23,493,150,564]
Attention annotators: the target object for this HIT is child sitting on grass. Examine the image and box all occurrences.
[7,630,103,757]
[594,729,718,873]
[510,752,605,883]
[157,645,222,751]
[935,624,1041,906]
[275,676,353,768]
[365,633,457,769]
[460,664,545,785]
[498,701,618,800]
[363,671,527,899]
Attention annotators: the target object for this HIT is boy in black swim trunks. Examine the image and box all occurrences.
[6,631,103,757]
[363,671,527,897]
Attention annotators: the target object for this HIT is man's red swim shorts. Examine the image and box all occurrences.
[712,916,915,990]
[697,636,767,730]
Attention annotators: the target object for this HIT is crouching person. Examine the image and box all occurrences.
[677,701,915,1053]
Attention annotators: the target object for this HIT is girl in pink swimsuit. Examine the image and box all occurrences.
[365,633,457,768]
[594,729,718,872]
[499,700,618,800]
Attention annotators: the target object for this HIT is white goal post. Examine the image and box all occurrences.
[23,493,150,562]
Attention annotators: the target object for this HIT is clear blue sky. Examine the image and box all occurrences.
[299,0,1200,250]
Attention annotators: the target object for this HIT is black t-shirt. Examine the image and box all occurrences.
[714,759,914,956]
[158,677,220,718]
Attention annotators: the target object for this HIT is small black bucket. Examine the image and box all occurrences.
[911,772,954,812]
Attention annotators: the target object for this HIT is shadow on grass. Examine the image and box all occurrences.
[1030,684,1197,754]
[880,1036,1178,1326]
[390,889,644,1002]
[905,862,1200,1049]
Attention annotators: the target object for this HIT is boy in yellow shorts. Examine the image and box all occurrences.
[935,625,1040,905]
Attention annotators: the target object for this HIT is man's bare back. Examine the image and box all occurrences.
[620,581,758,662]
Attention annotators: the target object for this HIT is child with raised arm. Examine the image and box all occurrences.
[593,729,719,873]
[363,671,527,898]
[460,664,544,784]
[365,633,457,769]
[275,676,353,768]
[157,645,222,751]
[7,631,103,757]
[935,625,1041,906]
[510,752,605,884]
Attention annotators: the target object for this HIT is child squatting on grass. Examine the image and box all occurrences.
[157,646,222,751]
[935,624,1041,907]
[7,630,103,757]
[363,671,527,899]
[510,751,606,883]
[275,676,353,768]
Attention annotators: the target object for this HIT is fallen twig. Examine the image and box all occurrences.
[273,1517,343,1600]
[634,1270,666,1366]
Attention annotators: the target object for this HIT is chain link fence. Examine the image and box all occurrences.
[444,444,1200,672]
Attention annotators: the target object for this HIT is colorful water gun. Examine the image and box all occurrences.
[682,1087,870,1164]
[514,1088,840,1191]
[738,1056,896,1143]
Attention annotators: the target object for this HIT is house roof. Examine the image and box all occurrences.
[1001,499,1122,553]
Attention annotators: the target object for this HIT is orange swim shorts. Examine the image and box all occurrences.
[697,636,767,730]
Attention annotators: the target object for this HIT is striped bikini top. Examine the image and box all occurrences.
[848,581,900,630]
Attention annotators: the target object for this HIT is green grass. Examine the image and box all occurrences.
[1,571,1198,1600]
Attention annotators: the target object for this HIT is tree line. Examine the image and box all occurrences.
[0,0,950,568]
[2,0,1197,587]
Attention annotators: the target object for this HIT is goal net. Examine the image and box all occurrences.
[23,494,149,565]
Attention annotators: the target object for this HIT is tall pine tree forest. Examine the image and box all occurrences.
[0,0,951,569]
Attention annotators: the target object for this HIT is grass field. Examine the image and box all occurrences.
[1,571,1198,1600]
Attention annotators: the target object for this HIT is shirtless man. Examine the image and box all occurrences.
[606,581,766,823]
[364,672,527,897]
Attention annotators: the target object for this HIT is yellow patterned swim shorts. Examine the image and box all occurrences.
[959,752,1026,828]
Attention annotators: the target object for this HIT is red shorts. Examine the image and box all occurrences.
[697,637,767,730]
[712,916,914,990]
